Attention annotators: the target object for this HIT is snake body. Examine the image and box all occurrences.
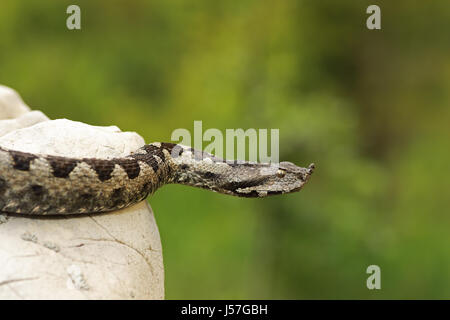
[0,142,314,215]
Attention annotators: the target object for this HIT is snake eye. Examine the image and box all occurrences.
[276,169,286,178]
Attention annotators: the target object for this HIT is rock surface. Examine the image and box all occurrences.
[0,85,164,299]
[0,85,30,119]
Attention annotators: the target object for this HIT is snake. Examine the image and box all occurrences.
[0,142,314,215]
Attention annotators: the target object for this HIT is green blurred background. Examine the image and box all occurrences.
[1,0,449,299]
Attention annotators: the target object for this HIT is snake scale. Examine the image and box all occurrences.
[0,142,314,215]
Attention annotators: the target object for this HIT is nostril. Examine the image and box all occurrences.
[307,163,315,174]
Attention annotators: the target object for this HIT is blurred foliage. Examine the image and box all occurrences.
[0,0,449,299]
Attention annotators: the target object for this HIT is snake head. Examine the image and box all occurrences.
[170,144,315,198]
[230,161,315,198]
[276,161,315,192]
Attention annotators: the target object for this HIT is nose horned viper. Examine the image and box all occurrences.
[0,142,314,215]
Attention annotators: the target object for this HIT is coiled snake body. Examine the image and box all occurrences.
[0,142,314,215]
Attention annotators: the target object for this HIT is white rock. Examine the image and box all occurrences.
[0,111,49,137]
[0,85,164,299]
[0,118,145,158]
[0,85,31,119]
